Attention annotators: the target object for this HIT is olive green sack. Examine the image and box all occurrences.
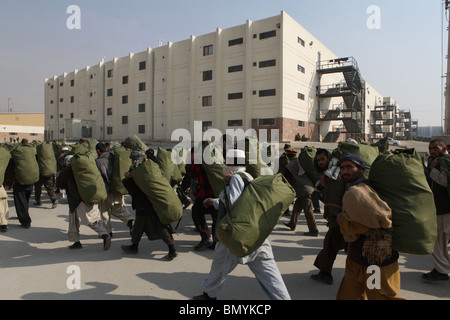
[333,141,381,178]
[216,173,296,257]
[131,159,183,225]
[11,143,40,185]
[36,142,57,177]
[70,153,107,205]
[110,146,132,195]
[0,147,11,186]
[299,146,321,184]
[369,149,437,255]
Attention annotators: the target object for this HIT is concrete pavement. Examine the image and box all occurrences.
[1,186,448,301]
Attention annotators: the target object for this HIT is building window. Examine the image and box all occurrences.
[259,118,276,126]
[228,92,243,100]
[298,37,305,47]
[298,120,306,127]
[259,59,276,68]
[70,79,75,87]
[139,61,146,70]
[107,89,113,97]
[298,64,306,73]
[202,96,212,107]
[107,69,113,78]
[259,89,276,97]
[298,92,305,100]
[107,127,113,135]
[202,121,213,132]
[139,82,146,92]
[229,38,243,46]
[60,82,64,87]
[228,65,243,73]
[122,95,128,104]
[122,116,128,124]
[107,108,113,116]
[228,120,243,127]
[138,125,146,134]
[138,104,146,112]
[60,114,63,119]
[70,96,75,103]
[203,70,213,81]
[122,76,129,84]
[203,45,213,56]
[50,100,53,104]
[70,113,74,119]
[259,30,276,40]
[59,98,63,103]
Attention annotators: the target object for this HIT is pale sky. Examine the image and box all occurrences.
[0,0,446,127]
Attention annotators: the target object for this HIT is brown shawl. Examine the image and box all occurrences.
[342,182,393,265]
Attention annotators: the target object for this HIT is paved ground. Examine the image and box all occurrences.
[1,141,448,301]
[1,187,448,301]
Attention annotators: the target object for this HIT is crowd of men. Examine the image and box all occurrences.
[0,137,448,300]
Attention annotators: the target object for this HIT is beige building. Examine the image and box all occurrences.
[0,113,45,143]
[45,11,391,143]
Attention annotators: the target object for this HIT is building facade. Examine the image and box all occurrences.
[0,113,44,143]
[45,11,391,143]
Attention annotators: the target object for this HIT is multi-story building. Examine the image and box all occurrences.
[45,11,389,143]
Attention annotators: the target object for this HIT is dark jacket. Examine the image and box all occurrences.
[95,152,114,193]
[122,177,156,216]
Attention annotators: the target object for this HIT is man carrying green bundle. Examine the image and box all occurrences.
[56,155,111,251]
[121,151,177,261]
[95,143,135,237]
[336,154,403,300]
[193,149,290,300]
[422,139,449,282]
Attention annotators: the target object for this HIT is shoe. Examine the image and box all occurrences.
[193,292,216,300]
[21,224,31,229]
[195,239,213,251]
[303,231,319,237]
[102,234,112,251]
[34,201,42,206]
[69,241,82,249]
[52,202,58,209]
[421,269,449,281]
[164,251,178,261]
[121,245,138,254]
[284,222,295,231]
[0,225,7,232]
[311,272,334,285]
[207,241,217,250]
[313,209,321,214]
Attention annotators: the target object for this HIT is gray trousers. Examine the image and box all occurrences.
[68,202,109,242]
[202,242,291,300]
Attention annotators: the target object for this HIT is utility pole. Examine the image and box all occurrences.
[445,0,450,135]
[8,98,12,113]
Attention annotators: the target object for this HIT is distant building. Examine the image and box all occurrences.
[417,126,443,137]
[45,11,396,143]
[0,113,44,143]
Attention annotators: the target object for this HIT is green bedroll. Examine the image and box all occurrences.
[36,142,57,177]
[71,153,107,205]
[125,135,148,152]
[201,141,225,198]
[216,173,296,257]
[333,141,381,178]
[110,145,132,195]
[0,147,11,186]
[10,143,40,185]
[369,149,437,255]
[131,159,183,225]
[299,146,321,184]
